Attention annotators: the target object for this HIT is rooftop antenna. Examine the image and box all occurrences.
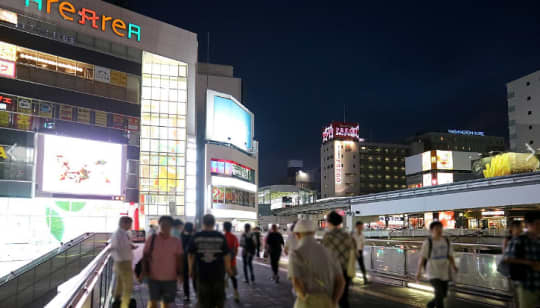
[207,32,210,63]
[343,104,346,122]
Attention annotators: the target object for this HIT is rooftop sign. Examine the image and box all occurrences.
[322,122,364,143]
[448,129,485,136]
[25,0,141,42]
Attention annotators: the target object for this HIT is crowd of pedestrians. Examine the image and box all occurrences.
[109,210,540,308]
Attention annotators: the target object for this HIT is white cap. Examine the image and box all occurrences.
[293,220,316,233]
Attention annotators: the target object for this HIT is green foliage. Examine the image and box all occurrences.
[45,208,64,242]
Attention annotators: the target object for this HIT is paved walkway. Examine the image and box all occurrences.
[131,255,499,308]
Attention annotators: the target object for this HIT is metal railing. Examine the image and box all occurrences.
[0,233,110,308]
[364,228,507,238]
[363,239,512,299]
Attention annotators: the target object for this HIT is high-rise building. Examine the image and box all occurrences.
[196,63,258,229]
[320,122,408,198]
[507,70,540,152]
[0,0,197,275]
[407,131,505,155]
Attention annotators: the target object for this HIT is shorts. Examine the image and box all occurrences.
[148,280,177,303]
[197,280,226,308]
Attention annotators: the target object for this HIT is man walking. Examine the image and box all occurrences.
[253,227,262,258]
[172,219,184,239]
[289,219,345,308]
[504,213,540,308]
[188,214,233,308]
[144,216,184,308]
[321,211,355,308]
[181,222,195,302]
[224,221,240,302]
[416,221,458,308]
[352,221,368,284]
[266,224,285,283]
[110,216,135,308]
[240,224,257,283]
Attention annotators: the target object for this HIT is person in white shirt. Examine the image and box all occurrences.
[110,216,135,308]
[352,221,368,284]
[288,219,345,308]
[416,221,458,308]
[284,221,298,256]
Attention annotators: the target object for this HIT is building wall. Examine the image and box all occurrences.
[507,70,540,152]
[408,132,506,155]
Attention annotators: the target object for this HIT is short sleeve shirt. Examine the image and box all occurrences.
[143,233,183,281]
[505,233,540,291]
[225,232,239,267]
[420,238,453,281]
[188,231,230,283]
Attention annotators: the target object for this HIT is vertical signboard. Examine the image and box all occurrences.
[94,66,111,84]
[335,141,342,185]
[59,105,73,121]
[94,111,108,127]
[77,107,91,124]
[15,97,32,130]
[39,103,53,118]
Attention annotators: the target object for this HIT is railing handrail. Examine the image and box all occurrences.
[0,232,100,286]
[365,238,502,249]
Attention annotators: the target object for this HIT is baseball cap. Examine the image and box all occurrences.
[293,220,316,233]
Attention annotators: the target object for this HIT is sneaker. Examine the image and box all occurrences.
[234,290,240,302]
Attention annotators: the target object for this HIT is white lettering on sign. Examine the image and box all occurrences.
[335,141,342,184]
[322,122,364,143]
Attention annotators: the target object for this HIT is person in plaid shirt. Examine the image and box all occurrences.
[321,211,355,308]
[505,212,540,308]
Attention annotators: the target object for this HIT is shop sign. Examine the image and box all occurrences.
[335,141,342,184]
[0,8,18,25]
[0,59,16,78]
[482,210,504,216]
[110,70,127,87]
[0,41,17,62]
[39,103,53,118]
[94,110,107,127]
[59,105,73,121]
[322,122,364,143]
[94,66,111,83]
[18,98,33,114]
[448,129,485,137]
[0,94,15,105]
[111,114,125,129]
[25,0,142,42]
[77,107,90,124]
[127,117,139,131]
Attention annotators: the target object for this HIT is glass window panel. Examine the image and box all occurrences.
[152,63,161,75]
[159,155,167,166]
[168,102,177,115]
[150,140,159,152]
[176,206,184,216]
[151,101,159,113]
[150,166,159,178]
[169,77,178,89]
[140,153,150,165]
[169,89,178,102]
[160,64,169,76]
[140,139,150,151]
[178,90,187,103]
[168,166,177,179]
[160,115,170,127]
[151,115,159,126]
[36,52,57,71]
[150,155,159,165]
[160,88,168,101]
[142,100,151,113]
[158,205,168,215]
[150,126,159,139]
[142,75,151,86]
[158,166,168,178]
[168,140,177,153]
[151,87,160,100]
[178,78,187,90]
[142,87,151,99]
[168,115,177,127]
[140,165,149,178]
[177,166,185,179]
[168,156,177,166]
[179,66,187,77]
[160,77,169,89]
[178,103,187,114]
[57,57,77,75]
[143,63,152,74]
[141,113,151,125]
[158,101,168,114]
[169,65,178,77]
[177,157,185,167]
[176,180,185,193]
[176,196,185,206]
[76,62,94,79]
[168,127,177,140]
[176,128,186,141]
[159,140,168,152]
[177,117,186,128]
[151,75,160,87]
[159,127,168,139]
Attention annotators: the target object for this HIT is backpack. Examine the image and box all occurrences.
[422,237,450,269]
[243,233,256,253]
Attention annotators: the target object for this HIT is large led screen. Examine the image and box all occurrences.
[40,135,124,196]
[206,90,253,152]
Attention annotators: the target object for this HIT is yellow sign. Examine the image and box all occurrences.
[77,107,90,124]
[0,146,6,160]
[94,110,107,127]
[0,41,16,62]
[110,70,127,87]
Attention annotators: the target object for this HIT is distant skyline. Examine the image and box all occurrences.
[119,0,540,185]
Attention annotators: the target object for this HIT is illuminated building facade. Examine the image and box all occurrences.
[0,0,197,275]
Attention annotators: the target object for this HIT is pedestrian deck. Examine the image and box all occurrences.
[131,256,497,308]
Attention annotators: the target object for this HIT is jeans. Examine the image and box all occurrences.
[357,250,367,280]
[197,280,226,308]
[517,286,540,308]
[113,261,133,308]
[339,269,351,308]
[428,279,449,308]
[243,253,255,281]
[183,260,191,298]
[270,252,281,276]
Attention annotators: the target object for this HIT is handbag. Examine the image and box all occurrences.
[135,234,156,280]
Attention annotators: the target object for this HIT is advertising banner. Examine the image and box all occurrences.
[335,141,342,185]
[39,103,53,119]
[436,150,453,170]
[110,70,127,87]
[40,135,124,196]
[59,105,73,121]
[15,98,33,130]
[0,41,16,61]
[111,114,125,129]
[77,107,91,124]
[94,110,108,127]
[94,66,111,84]
[17,98,33,114]
[0,59,16,78]
[0,111,9,127]
[127,117,139,131]
[0,8,18,25]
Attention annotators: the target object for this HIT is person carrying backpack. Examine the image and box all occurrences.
[240,223,256,283]
[416,221,458,308]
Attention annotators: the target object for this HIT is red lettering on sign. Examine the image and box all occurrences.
[78,8,99,29]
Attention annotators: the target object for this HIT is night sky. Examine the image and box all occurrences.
[113,0,540,185]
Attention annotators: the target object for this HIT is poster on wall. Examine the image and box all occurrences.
[94,66,111,83]
[436,150,453,170]
[110,70,127,87]
[59,105,73,121]
[39,135,124,196]
[127,117,139,131]
[111,114,125,129]
[94,110,108,127]
[0,41,16,61]
[15,98,33,130]
[77,107,90,124]
[0,59,15,78]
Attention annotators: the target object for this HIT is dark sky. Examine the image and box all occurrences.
[118,0,540,185]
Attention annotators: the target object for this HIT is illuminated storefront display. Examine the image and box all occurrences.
[206,90,254,152]
[0,59,15,78]
[140,52,188,217]
[0,143,33,181]
[0,8,18,25]
[25,0,141,42]
[38,134,125,197]
[436,150,453,170]
[210,159,255,183]
[212,186,255,209]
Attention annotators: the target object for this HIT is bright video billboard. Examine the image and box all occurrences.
[206,90,254,152]
[39,134,124,197]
